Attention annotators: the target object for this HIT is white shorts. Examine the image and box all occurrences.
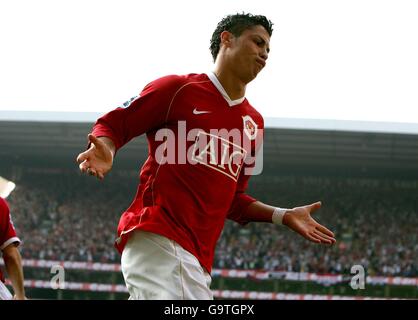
[121,230,213,300]
[0,281,13,300]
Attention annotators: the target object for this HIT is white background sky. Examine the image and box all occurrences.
[1,0,417,124]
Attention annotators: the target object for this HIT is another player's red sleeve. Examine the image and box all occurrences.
[0,198,20,251]
[91,75,185,152]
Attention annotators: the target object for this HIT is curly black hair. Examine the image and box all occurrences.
[210,13,274,62]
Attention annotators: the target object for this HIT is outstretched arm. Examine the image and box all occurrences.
[76,134,115,180]
[76,77,189,180]
[2,244,26,300]
[245,201,336,245]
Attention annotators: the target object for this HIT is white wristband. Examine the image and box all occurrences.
[272,207,289,225]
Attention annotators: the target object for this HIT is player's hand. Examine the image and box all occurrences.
[76,134,114,180]
[283,201,336,245]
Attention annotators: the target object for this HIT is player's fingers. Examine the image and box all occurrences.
[312,230,334,244]
[88,168,97,176]
[305,232,321,244]
[314,231,333,244]
[76,151,88,164]
[97,172,105,180]
[313,229,335,244]
[79,160,90,173]
[315,224,335,238]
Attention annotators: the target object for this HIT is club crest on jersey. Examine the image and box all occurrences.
[243,115,258,140]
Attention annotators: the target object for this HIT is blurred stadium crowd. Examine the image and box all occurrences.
[5,168,418,277]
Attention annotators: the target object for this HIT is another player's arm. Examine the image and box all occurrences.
[2,243,26,300]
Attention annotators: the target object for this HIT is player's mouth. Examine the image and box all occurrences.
[256,58,266,69]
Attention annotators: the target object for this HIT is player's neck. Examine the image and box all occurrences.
[212,66,246,101]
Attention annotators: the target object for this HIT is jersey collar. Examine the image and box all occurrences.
[207,72,246,107]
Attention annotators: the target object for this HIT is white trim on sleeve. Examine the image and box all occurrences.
[0,237,20,251]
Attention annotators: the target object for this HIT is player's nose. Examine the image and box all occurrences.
[260,49,268,61]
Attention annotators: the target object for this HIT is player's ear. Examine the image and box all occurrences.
[220,31,234,47]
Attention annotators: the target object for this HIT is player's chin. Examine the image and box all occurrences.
[245,71,259,84]
[254,65,265,77]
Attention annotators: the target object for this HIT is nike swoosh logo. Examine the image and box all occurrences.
[193,108,211,115]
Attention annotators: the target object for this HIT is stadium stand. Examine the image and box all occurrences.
[3,169,417,277]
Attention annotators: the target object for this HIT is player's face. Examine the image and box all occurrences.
[228,25,270,83]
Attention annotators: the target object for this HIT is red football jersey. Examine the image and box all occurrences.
[92,73,264,273]
[0,197,21,282]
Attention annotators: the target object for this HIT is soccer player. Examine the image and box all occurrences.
[76,13,336,300]
[0,197,26,300]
